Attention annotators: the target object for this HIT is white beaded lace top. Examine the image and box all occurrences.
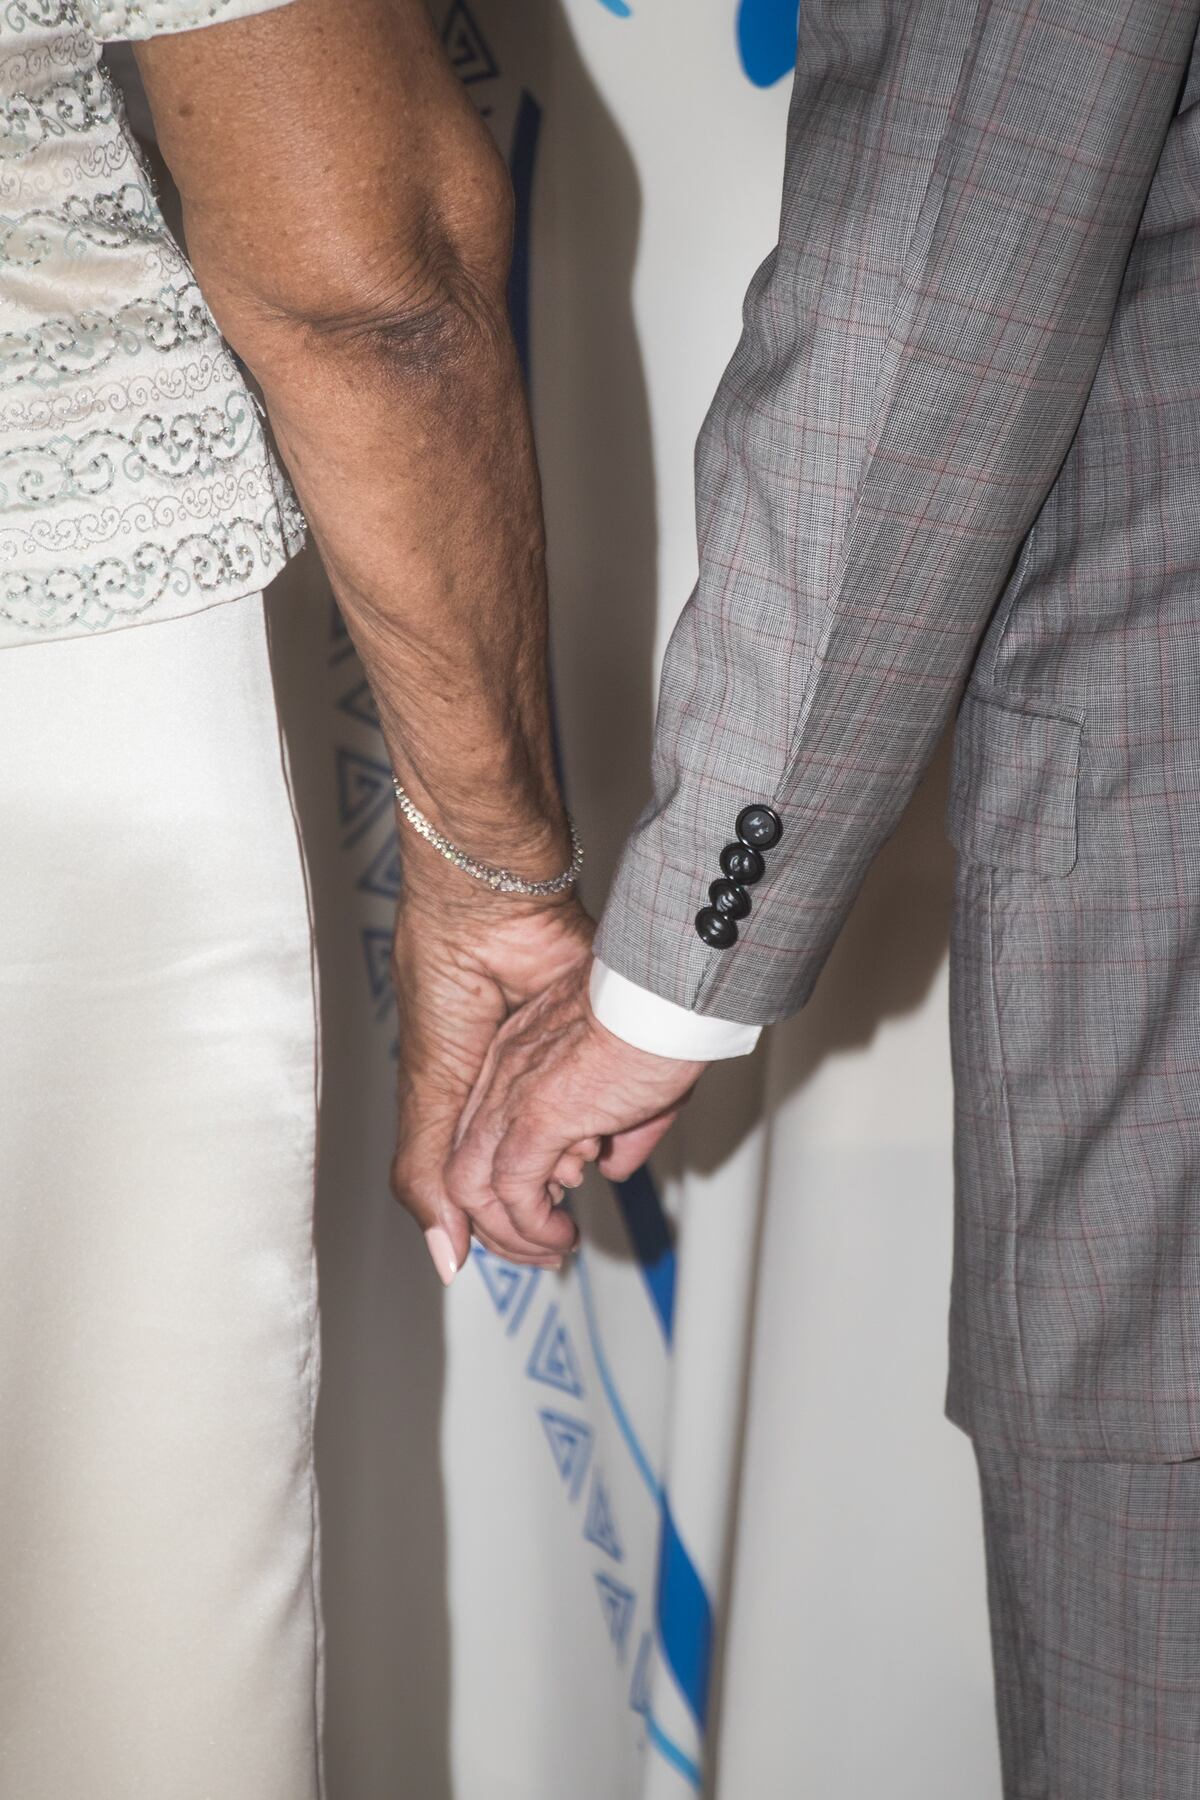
[0,0,303,645]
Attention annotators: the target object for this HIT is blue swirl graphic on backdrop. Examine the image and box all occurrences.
[737,0,799,87]
[592,0,799,87]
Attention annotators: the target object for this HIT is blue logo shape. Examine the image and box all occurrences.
[335,747,394,835]
[360,928,393,1006]
[328,601,355,665]
[594,1572,637,1660]
[472,1248,541,1338]
[337,677,380,728]
[737,0,799,86]
[629,1631,652,1718]
[584,1472,624,1563]
[612,1167,676,1342]
[526,1303,585,1398]
[357,834,402,903]
[658,1495,714,1730]
[539,1409,594,1501]
[442,0,499,83]
[587,0,797,83]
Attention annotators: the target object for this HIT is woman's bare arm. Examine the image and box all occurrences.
[135,0,588,1272]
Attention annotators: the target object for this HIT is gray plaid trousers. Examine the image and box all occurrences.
[977,1447,1200,1799]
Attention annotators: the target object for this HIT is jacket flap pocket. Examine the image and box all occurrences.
[946,691,1082,878]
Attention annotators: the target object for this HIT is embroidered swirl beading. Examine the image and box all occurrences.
[0,0,305,648]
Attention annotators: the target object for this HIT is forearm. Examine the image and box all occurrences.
[236,299,566,872]
[134,0,567,876]
[596,0,1196,1023]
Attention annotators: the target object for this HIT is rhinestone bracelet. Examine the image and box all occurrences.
[393,781,583,896]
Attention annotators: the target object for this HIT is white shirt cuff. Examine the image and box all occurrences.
[588,960,761,1062]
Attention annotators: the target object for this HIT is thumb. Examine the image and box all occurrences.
[422,1205,472,1288]
[392,1157,472,1287]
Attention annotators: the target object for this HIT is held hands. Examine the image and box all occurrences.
[444,959,703,1262]
[392,882,703,1282]
[389,878,593,1281]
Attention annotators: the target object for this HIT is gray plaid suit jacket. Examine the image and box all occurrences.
[594,0,1200,1459]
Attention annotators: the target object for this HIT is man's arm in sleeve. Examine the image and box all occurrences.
[589,960,760,1060]
[446,0,1200,1223]
[593,0,1200,1028]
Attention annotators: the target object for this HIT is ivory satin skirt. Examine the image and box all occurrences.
[0,595,324,1798]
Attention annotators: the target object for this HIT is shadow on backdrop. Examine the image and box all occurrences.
[268,1,653,1792]
[698,738,956,1796]
[267,548,455,1800]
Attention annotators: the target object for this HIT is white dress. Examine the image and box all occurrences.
[0,4,325,1795]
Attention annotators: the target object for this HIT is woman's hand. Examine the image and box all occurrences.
[390,875,594,1282]
[446,958,703,1246]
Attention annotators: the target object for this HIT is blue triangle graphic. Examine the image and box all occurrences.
[442,0,499,83]
[629,1631,652,1717]
[358,833,402,902]
[526,1303,584,1398]
[472,1247,540,1336]
[594,1572,636,1660]
[474,1248,524,1318]
[539,1409,593,1501]
[583,1472,624,1563]
[361,928,393,1005]
[335,748,393,832]
[337,677,380,728]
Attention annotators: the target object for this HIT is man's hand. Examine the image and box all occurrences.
[446,959,704,1240]
[391,884,593,1282]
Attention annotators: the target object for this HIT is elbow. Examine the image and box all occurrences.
[208,129,517,388]
[308,134,517,373]
[309,209,514,379]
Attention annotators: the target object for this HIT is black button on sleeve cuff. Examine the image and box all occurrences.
[695,906,738,949]
[708,878,751,920]
[735,805,782,850]
[718,842,764,886]
[695,804,783,950]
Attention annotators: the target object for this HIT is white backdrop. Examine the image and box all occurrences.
[266,3,1006,1795]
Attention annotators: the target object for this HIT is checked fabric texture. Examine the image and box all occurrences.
[595,0,1200,1460]
[978,1447,1200,1799]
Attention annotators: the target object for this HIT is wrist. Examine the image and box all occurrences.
[395,852,591,940]
[395,881,593,1014]
[382,707,567,879]
[585,999,705,1077]
[392,781,579,907]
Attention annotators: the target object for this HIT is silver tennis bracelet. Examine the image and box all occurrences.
[393,781,583,897]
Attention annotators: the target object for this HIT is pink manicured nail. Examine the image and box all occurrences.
[424,1226,458,1287]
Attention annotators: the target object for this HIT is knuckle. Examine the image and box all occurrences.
[389,1164,437,1221]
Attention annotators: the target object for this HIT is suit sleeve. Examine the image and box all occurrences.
[79,0,294,42]
[594,0,1200,1026]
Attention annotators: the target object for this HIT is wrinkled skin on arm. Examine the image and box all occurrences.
[136,0,591,1274]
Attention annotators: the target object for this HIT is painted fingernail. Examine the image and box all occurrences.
[424,1226,459,1287]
